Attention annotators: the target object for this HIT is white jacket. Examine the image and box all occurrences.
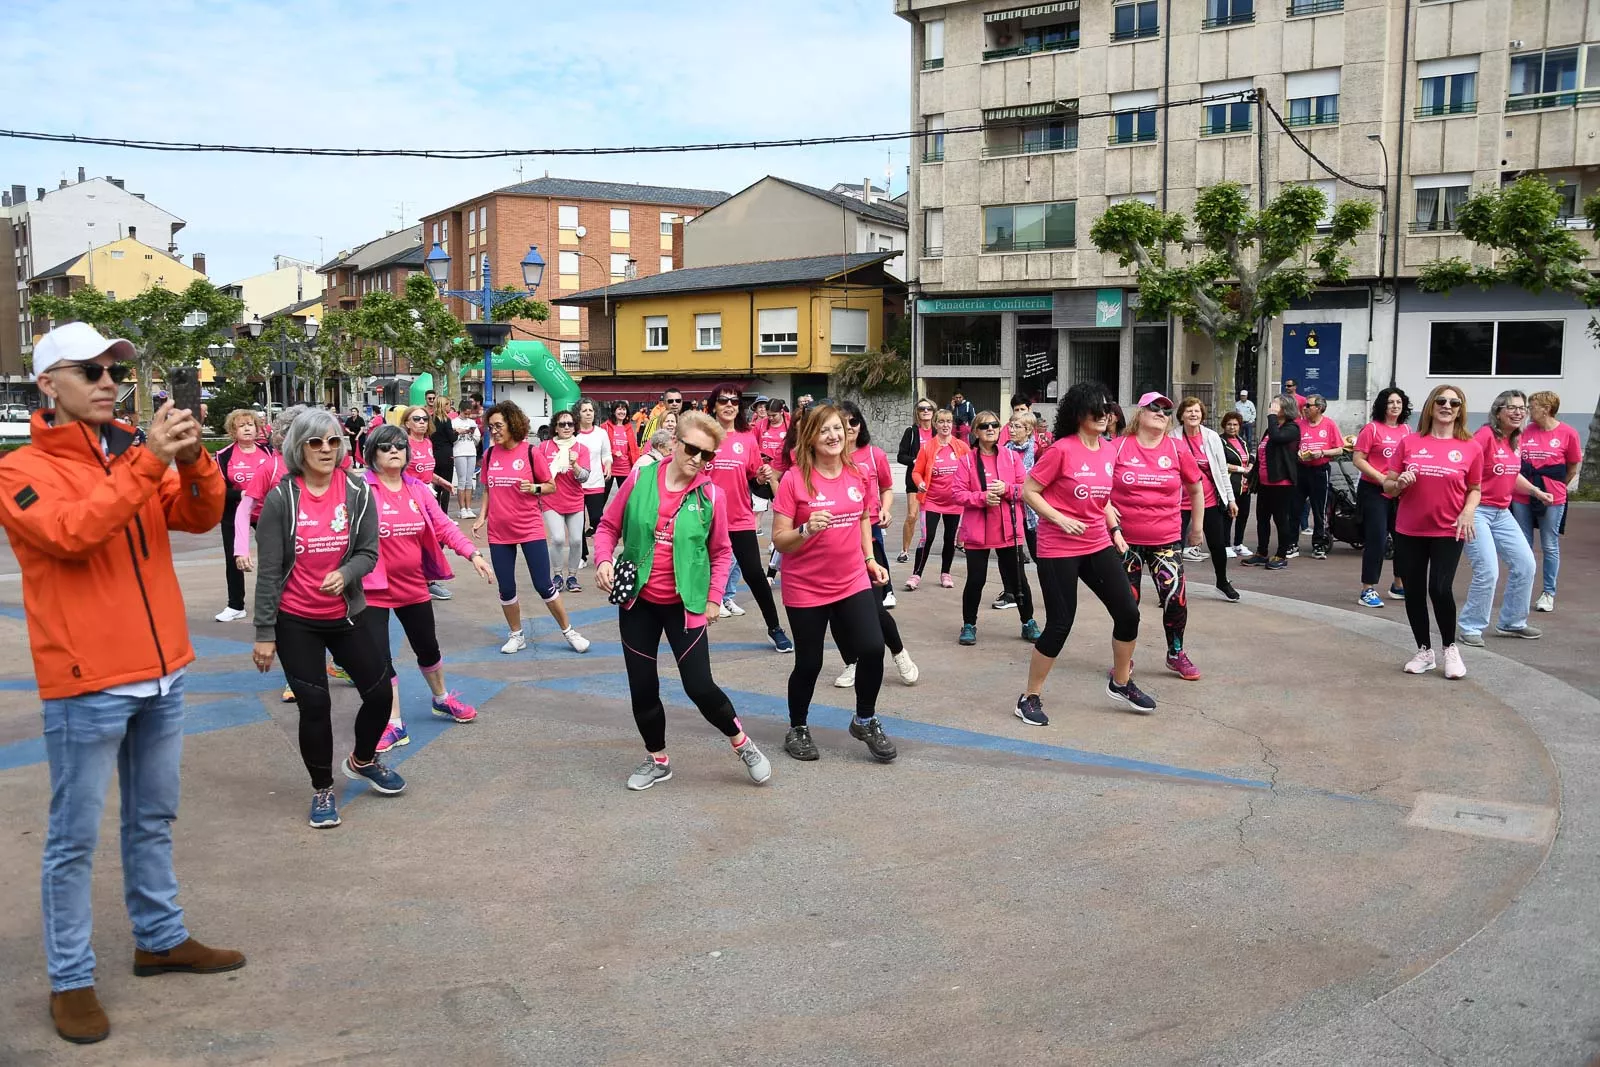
[1169,424,1236,508]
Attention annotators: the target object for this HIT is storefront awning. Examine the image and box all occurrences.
[986,1,1079,22]
[983,101,1079,123]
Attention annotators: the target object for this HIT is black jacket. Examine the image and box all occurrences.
[1257,415,1302,488]
[215,441,272,512]
[897,425,922,467]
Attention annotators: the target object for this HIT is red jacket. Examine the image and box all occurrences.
[0,412,225,699]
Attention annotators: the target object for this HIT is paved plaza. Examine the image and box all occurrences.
[0,510,1596,1066]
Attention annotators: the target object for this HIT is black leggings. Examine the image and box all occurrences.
[1254,483,1295,558]
[1357,480,1399,587]
[1393,532,1463,649]
[729,528,782,629]
[914,511,959,576]
[1124,541,1188,654]
[221,506,245,611]
[618,597,741,752]
[1024,524,1038,563]
[1180,504,1232,584]
[1295,465,1330,547]
[1034,548,1140,659]
[357,601,442,676]
[581,490,607,563]
[962,546,1033,624]
[786,588,884,725]
[1232,490,1253,545]
[274,611,394,789]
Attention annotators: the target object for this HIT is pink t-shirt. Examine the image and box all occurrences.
[852,445,893,526]
[482,441,553,544]
[407,436,437,482]
[640,481,690,606]
[921,440,965,514]
[279,479,351,620]
[607,422,637,476]
[1026,437,1113,559]
[1395,435,1484,538]
[225,446,272,498]
[774,465,872,609]
[1473,426,1520,510]
[245,454,288,521]
[370,482,430,609]
[1112,436,1202,546]
[707,428,763,532]
[757,421,789,464]
[1297,417,1342,467]
[537,439,591,515]
[1354,421,1411,485]
[1513,421,1581,505]
[1177,431,1218,509]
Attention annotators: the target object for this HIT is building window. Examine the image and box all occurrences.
[559,304,580,336]
[1412,174,1471,232]
[924,314,1002,367]
[983,201,1077,252]
[1203,0,1254,29]
[1289,179,1337,231]
[1417,57,1478,116]
[109,249,124,259]
[558,342,579,365]
[1286,69,1340,126]
[983,116,1079,157]
[696,312,722,350]
[610,253,630,279]
[645,316,669,350]
[1428,320,1563,377]
[431,222,439,244]
[659,256,673,273]
[467,210,477,234]
[1507,46,1596,111]
[1109,192,1159,205]
[610,209,630,235]
[1287,0,1342,14]
[558,205,579,229]
[660,212,676,236]
[479,207,488,231]
[923,209,944,257]
[442,217,449,252]
[104,290,115,300]
[830,307,869,354]
[558,251,579,289]
[1112,1,1159,39]
[922,19,944,70]
[1110,90,1158,144]
[983,9,1080,61]
[758,307,799,354]
[922,114,946,163]
[1201,80,1253,135]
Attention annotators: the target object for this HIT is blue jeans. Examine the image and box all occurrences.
[1460,505,1536,635]
[41,680,190,992]
[1509,500,1565,596]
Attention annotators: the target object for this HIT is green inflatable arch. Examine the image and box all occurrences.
[408,340,581,412]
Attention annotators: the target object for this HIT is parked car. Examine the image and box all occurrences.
[1,405,30,422]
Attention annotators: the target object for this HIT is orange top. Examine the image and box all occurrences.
[0,412,225,699]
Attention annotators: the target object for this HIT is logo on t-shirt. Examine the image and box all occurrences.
[512,459,524,471]
[1156,454,1173,469]
[1121,471,1138,484]
[1074,484,1091,500]
[1448,450,1463,463]
[847,486,864,503]
[1492,461,1509,476]
[733,441,744,454]
[330,504,348,532]
[1550,436,1561,448]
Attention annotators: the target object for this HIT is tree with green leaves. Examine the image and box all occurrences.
[1416,175,1600,484]
[1090,181,1376,400]
[30,280,244,423]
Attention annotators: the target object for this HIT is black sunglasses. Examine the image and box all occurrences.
[977,421,1001,431]
[375,442,405,453]
[679,440,716,461]
[408,414,428,422]
[1434,397,1462,409]
[555,421,574,429]
[916,405,934,413]
[61,362,133,384]
[715,395,740,405]
[846,416,861,427]
[1147,405,1173,417]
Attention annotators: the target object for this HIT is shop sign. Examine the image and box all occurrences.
[917,296,1054,315]
[1095,289,1124,328]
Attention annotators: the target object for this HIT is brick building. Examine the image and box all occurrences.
[316,225,424,379]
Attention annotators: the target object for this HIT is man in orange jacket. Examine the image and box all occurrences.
[0,322,245,1045]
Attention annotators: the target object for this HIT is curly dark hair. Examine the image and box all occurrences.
[1369,386,1412,426]
[706,381,749,432]
[485,400,530,443]
[1053,381,1114,439]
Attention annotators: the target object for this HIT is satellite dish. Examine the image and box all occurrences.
[575,225,587,238]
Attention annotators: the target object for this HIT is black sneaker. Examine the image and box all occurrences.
[783,726,819,761]
[1216,581,1240,603]
[1312,545,1328,560]
[1285,545,1301,559]
[848,717,898,762]
[1106,676,1157,714]
[991,591,1017,610]
[1265,555,1288,570]
[1014,693,1049,727]
[1239,553,1268,567]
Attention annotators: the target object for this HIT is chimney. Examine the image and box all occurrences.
[37,187,46,200]
[671,219,685,270]
[59,179,69,190]
[77,166,85,182]
[11,184,25,203]
[192,253,206,275]
[1,191,9,208]
[110,178,125,190]
[863,178,873,205]
[128,225,136,240]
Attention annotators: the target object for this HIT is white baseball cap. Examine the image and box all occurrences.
[32,322,136,380]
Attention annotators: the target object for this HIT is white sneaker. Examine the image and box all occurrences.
[882,589,897,609]
[500,630,527,654]
[1535,592,1555,612]
[459,508,476,519]
[1442,644,1466,680]
[721,598,746,616]
[893,648,920,686]
[833,662,857,688]
[735,739,772,785]
[1403,647,1436,674]
[578,559,587,570]
[1234,544,1249,557]
[214,606,247,622]
[563,627,591,653]
[1182,545,1206,561]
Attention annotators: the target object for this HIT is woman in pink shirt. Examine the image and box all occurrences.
[594,411,772,792]
[772,404,897,764]
[1385,384,1482,679]
[908,408,969,589]
[358,424,495,753]
[1512,390,1583,612]
[1294,395,1342,559]
[402,406,453,498]
[953,410,1037,646]
[1014,382,1149,726]
[214,410,274,623]
[1111,392,1205,681]
[605,400,640,491]
[537,411,592,593]
[705,382,792,652]
[470,401,590,656]
[1351,387,1413,607]
[895,400,936,563]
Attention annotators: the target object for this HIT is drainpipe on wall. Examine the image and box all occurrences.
[1387,0,1414,387]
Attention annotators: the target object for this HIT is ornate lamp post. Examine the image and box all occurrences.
[423,243,544,403]
[244,312,319,415]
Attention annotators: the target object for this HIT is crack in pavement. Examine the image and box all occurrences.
[1165,695,1283,865]
[1379,1007,1457,1065]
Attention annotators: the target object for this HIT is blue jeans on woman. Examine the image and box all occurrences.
[41,678,191,992]
[1460,505,1536,636]
[1509,500,1565,597]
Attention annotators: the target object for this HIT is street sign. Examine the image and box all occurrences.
[1282,322,1341,400]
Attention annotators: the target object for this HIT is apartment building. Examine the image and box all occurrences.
[316,226,425,379]
[418,177,729,377]
[897,0,1600,433]
[683,176,910,279]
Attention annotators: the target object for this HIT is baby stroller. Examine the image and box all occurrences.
[1327,454,1363,549]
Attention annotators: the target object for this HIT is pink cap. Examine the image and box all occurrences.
[1136,391,1173,408]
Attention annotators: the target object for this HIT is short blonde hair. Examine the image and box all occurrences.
[1010,410,1037,431]
[676,410,725,447]
[224,409,257,436]
[1528,390,1560,416]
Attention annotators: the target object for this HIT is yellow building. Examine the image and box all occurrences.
[554,251,903,401]
[29,235,207,304]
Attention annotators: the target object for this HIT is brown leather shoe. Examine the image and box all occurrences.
[133,936,246,977]
[50,987,109,1044]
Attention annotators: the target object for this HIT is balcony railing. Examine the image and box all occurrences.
[1201,10,1255,29]
[1286,0,1342,14]
[922,148,945,163]
[560,345,615,373]
[1110,25,1160,40]
[981,130,1080,156]
[1200,120,1252,136]
[1506,89,1600,112]
[982,238,1076,253]
[1414,100,1476,117]
[922,246,944,258]
[1408,219,1461,234]
[983,38,1079,61]
[922,57,944,70]
[1284,110,1339,127]
[1109,129,1159,145]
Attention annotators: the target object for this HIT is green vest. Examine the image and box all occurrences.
[620,464,713,613]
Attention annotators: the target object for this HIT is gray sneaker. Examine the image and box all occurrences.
[735,740,772,785]
[1457,631,1485,647]
[848,717,898,763]
[626,758,673,791]
[1495,624,1543,640]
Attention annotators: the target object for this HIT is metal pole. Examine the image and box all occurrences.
[482,259,495,404]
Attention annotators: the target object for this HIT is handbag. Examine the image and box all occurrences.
[608,559,640,605]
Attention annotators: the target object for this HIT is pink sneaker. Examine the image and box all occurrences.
[904,574,921,591]
[431,692,478,723]
[1441,644,1466,680]
[1165,651,1201,680]
[940,573,955,588]
[375,722,409,752]
[1403,647,1436,674]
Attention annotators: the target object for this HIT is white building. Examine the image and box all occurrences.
[684,176,910,280]
[222,256,324,319]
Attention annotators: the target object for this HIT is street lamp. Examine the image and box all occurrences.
[1368,132,1397,387]
[567,240,638,316]
[424,242,545,402]
[240,313,319,416]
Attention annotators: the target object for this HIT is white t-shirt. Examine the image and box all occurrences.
[450,416,480,458]
[574,426,611,490]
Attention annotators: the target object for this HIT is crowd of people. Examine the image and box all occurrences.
[0,321,1588,1043]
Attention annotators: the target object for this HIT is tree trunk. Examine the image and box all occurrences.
[1215,338,1239,414]
[446,356,462,404]
[135,352,156,425]
[1583,392,1600,490]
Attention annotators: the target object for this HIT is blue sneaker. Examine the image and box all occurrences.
[1388,583,1406,599]
[1015,693,1049,727]
[1020,618,1041,642]
[769,627,794,653]
[958,623,977,645]
[341,756,406,795]
[308,788,340,829]
[1359,588,1384,609]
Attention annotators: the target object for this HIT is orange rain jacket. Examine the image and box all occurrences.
[0,412,224,699]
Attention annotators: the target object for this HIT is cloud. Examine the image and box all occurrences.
[0,0,912,282]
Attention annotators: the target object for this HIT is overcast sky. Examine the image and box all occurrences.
[2,0,911,283]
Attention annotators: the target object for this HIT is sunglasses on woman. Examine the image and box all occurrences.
[304,437,338,450]
[1147,405,1173,417]
[408,415,428,423]
[61,362,133,384]
[679,440,717,461]
[555,422,574,429]
[715,395,740,406]
[977,421,1001,431]
[1434,397,1462,409]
